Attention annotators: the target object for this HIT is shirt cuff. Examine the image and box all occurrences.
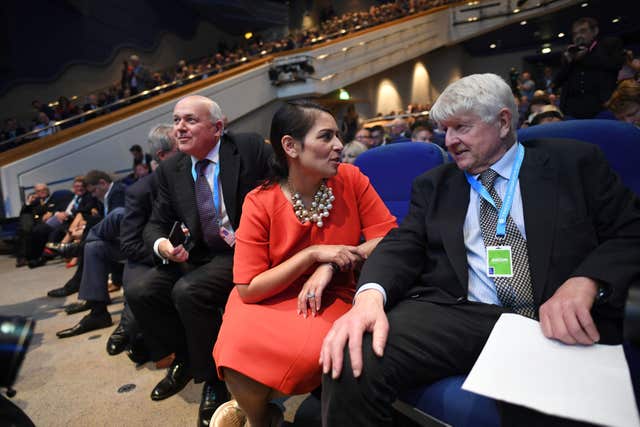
[153,237,169,265]
[355,283,387,306]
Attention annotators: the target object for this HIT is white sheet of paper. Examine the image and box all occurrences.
[462,313,639,427]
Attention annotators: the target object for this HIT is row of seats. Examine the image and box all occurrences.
[354,119,640,426]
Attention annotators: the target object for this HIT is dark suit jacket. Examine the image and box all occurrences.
[105,181,126,214]
[120,173,157,265]
[358,139,640,343]
[144,131,272,265]
[73,194,100,217]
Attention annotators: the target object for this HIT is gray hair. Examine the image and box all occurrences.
[176,95,224,129]
[341,140,368,163]
[147,124,175,161]
[430,73,518,131]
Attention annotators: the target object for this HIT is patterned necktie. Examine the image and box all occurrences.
[195,159,220,248]
[479,169,536,319]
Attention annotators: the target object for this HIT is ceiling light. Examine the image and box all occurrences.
[558,32,565,38]
[317,54,329,60]
[612,17,620,23]
[244,32,253,40]
[467,16,478,22]
[520,20,527,25]
[541,47,551,54]
[513,8,520,13]
[581,2,588,7]
[490,43,497,49]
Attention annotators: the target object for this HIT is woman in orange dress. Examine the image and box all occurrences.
[212,101,396,426]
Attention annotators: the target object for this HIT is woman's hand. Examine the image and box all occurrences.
[309,245,362,272]
[298,263,335,318]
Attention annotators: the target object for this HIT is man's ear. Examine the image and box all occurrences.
[281,135,298,158]
[497,108,513,139]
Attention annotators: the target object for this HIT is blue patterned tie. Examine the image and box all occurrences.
[195,159,220,247]
[479,169,536,319]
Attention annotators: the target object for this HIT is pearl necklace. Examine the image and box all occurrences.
[289,180,335,228]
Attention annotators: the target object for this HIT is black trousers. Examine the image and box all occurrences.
[126,253,233,383]
[321,299,595,427]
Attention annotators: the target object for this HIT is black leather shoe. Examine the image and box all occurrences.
[48,286,78,298]
[64,301,91,314]
[106,323,129,356]
[56,312,113,338]
[127,335,150,365]
[27,257,47,269]
[150,360,192,401]
[47,278,79,298]
[45,241,81,258]
[198,381,230,426]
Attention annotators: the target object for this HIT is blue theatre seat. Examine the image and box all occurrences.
[356,121,640,427]
[354,142,447,224]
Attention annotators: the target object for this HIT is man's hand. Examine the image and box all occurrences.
[319,289,388,379]
[158,239,189,263]
[539,276,600,345]
[54,212,68,222]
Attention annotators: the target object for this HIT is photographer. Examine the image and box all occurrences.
[554,17,625,119]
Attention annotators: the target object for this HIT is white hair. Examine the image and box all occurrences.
[176,95,224,128]
[430,73,518,130]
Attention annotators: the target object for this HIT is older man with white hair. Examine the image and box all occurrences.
[320,73,640,426]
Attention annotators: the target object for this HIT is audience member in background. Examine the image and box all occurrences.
[56,125,177,352]
[411,124,434,142]
[130,144,153,167]
[54,96,80,124]
[529,105,564,126]
[341,140,368,164]
[27,177,96,268]
[540,66,555,94]
[618,50,640,83]
[517,71,536,101]
[555,17,625,119]
[116,124,179,364]
[603,79,640,125]
[2,118,26,141]
[15,183,69,268]
[122,162,151,186]
[31,99,55,121]
[46,171,126,298]
[33,112,59,138]
[368,125,385,148]
[387,118,411,144]
[126,95,272,426]
[211,101,396,427]
[341,105,360,144]
[353,127,373,147]
[319,72,640,426]
[129,55,151,95]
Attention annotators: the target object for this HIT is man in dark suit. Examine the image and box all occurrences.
[55,126,178,344]
[320,73,640,426]
[555,17,625,119]
[47,170,126,297]
[126,95,272,426]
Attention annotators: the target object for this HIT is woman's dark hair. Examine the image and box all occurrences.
[266,100,333,186]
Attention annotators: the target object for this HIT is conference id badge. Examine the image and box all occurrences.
[486,246,513,277]
[219,227,236,247]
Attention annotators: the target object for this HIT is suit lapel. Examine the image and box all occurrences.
[440,171,470,293]
[519,145,556,305]
[219,135,240,225]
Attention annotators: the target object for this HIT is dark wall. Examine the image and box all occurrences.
[1,0,201,95]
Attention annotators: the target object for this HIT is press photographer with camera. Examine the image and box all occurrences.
[554,17,625,119]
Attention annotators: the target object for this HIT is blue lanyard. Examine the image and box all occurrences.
[192,160,221,216]
[464,143,524,239]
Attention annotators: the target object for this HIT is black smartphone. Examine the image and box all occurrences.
[168,221,186,246]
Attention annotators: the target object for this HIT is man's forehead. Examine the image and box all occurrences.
[441,112,481,125]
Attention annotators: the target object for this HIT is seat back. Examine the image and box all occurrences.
[354,142,447,224]
[518,120,640,195]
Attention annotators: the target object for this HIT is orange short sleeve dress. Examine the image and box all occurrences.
[213,163,397,394]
